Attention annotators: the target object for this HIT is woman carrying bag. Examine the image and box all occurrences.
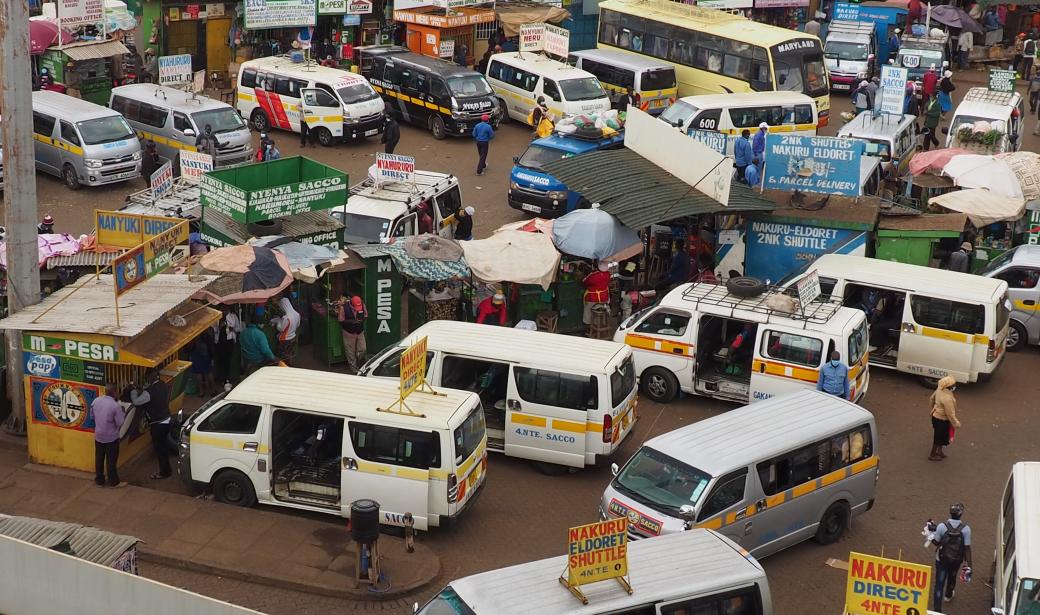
[928,376,962,461]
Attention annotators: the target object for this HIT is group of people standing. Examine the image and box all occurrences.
[733,123,768,186]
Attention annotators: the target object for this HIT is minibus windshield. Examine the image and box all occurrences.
[338,82,380,105]
[825,41,869,61]
[516,144,572,171]
[453,406,485,464]
[77,116,134,145]
[417,587,476,615]
[1016,579,1040,613]
[560,77,606,101]
[849,320,868,365]
[342,212,390,244]
[614,446,712,517]
[447,75,494,97]
[658,100,698,128]
[192,108,246,134]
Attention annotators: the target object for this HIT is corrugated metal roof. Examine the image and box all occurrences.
[0,516,139,567]
[56,40,131,61]
[541,149,774,229]
[0,274,218,337]
[46,250,124,270]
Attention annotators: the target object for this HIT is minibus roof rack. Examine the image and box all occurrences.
[678,282,845,324]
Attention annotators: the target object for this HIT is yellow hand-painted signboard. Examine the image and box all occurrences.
[845,552,931,615]
[96,210,186,248]
[561,518,631,604]
[399,336,428,400]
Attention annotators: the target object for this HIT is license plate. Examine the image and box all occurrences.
[651,99,666,108]
[521,203,541,213]
[119,171,138,180]
[833,84,850,90]
[467,465,481,487]
[364,128,378,136]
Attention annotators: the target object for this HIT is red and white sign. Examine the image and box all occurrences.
[348,0,373,14]
[59,0,104,28]
[179,151,214,183]
[375,153,416,186]
[519,24,544,53]
[518,23,570,57]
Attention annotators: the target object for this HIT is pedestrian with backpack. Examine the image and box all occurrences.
[929,503,972,608]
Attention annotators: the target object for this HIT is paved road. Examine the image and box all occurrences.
[6,67,1040,614]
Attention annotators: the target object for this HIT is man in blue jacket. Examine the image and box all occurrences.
[734,129,753,183]
[817,351,850,400]
[473,114,494,176]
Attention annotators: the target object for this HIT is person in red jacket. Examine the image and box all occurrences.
[476,293,507,326]
[922,66,938,99]
[582,262,611,326]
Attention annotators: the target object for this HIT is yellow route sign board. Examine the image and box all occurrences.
[399,336,428,400]
[566,518,628,586]
[845,552,931,615]
[96,210,186,248]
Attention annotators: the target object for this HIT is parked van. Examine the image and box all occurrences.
[784,254,1010,384]
[356,46,501,138]
[658,92,818,155]
[824,21,878,91]
[601,390,879,557]
[485,53,611,124]
[569,48,678,115]
[237,56,385,145]
[339,167,460,244]
[945,87,1024,154]
[897,33,948,84]
[979,244,1040,351]
[991,462,1040,615]
[177,367,487,530]
[416,529,773,615]
[359,320,638,473]
[838,111,917,177]
[110,84,253,168]
[508,130,625,217]
[616,282,869,404]
[32,90,142,190]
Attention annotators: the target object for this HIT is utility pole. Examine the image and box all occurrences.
[1,0,43,435]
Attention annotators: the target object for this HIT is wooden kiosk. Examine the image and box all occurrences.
[0,274,218,472]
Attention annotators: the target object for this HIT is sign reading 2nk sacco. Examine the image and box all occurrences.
[566,518,628,586]
[764,135,864,196]
[845,552,931,615]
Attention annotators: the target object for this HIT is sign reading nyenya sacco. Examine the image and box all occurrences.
[763,135,864,196]
[200,158,348,223]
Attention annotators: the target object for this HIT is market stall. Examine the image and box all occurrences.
[38,39,133,105]
[875,213,970,268]
[0,274,218,472]
[929,188,1027,271]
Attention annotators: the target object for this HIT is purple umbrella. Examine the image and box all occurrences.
[929,6,983,34]
[30,20,73,55]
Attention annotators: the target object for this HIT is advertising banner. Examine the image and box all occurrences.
[519,24,545,53]
[244,0,317,30]
[201,157,348,223]
[375,153,416,186]
[23,333,119,363]
[566,519,628,586]
[832,2,904,23]
[745,221,867,283]
[318,0,347,13]
[30,377,101,432]
[845,553,930,615]
[347,0,372,13]
[879,66,908,116]
[113,246,147,296]
[179,151,214,183]
[96,210,184,249]
[158,54,193,86]
[399,336,428,400]
[112,220,188,297]
[763,135,864,196]
[150,161,174,201]
[58,0,104,28]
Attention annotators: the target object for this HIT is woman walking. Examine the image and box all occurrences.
[928,376,961,460]
[938,70,956,115]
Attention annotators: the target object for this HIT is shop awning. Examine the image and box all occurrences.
[542,149,775,229]
[929,189,1026,227]
[495,3,571,37]
[55,40,130,61]
[349,243,470,282]
[120,304,221,367]
[0,515,139,568]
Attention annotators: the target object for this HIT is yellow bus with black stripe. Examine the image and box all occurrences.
[359,320,638,474]
[177,366,487,531]
[601,389,878,556]
[356,46,502,139]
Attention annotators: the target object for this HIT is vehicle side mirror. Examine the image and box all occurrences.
[513,156,519,163]
[943,60,950,68]
[942,127,949,135]
[184,128,195,137]
[992,609,1005,615]
[610,462,619,477]
[679,504,696,520]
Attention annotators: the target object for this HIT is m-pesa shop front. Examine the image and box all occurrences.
[0,274,219,471]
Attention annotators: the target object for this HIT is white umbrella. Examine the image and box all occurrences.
[942,152,1040,200]
[460,230,561,290]
[930,189,1026,227]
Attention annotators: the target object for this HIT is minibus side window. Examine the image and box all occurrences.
[487,60,508,82]
[349,422,441,469]
[198,403,261,434]
[33,112,56,137]
[138,102,168,128]
[635,310,690,336]
[514,368,598,411]
[762,330,824,367]
[909,296,985,335]
[241,68,257,88]
[543,79,561,102]
[59,121,80,146]
[1002,478,1016,564]
[698,469,747,521]
[110,95,128,116]
[794,104,814,124]
[173,112,192,133]
[756,425,872,496]
[430,77,448,99]
[658,586,762,615]
[274,77,292,97]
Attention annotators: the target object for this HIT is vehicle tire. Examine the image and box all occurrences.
[316,127,334,147]
[212,470,256,507]
[62,164,81,190]
[430,115,447,140]
[1007,320,1027,352]
[640,367,678,403]
[248,218,284,237]
[250,109,270,132]
[814,500,850,545]
[496,99,509,123]
[918,376,941,389]
[532,461,569,476]
[726,276,766,297]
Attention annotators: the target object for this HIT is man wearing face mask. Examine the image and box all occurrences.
[817,350,850,400]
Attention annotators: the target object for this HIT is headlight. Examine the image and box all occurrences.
[510,181,520,190]
[547,190,567,200]
[343,107,353,120]
[451,96,459,110]
[84,158,103,169]
[132,151,142,161]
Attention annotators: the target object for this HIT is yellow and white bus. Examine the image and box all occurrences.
[597,0,831,125]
